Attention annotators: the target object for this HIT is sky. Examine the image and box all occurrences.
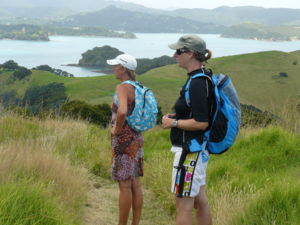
[120,0,300,9]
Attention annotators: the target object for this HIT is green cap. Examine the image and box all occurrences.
[168,34,206,55]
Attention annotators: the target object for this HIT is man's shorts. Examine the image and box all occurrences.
[171,146,209,197]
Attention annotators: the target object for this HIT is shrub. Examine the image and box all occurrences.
[136,55,176,74]
[279,72,288,78]
[0,91,21,108]
[4,106,33,118]
[241,104,277,127]
[1,60,19,70]
[23,83,68,115]
[272,72,288,79]
[60,100,111,127]
[33,65,74,77]
[12,67,32,80]
[33,64,53,72]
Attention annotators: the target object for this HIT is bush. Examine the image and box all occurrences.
[12,67,32,80]
[241,104,277,127]
[272,72,288,79]
[60,100,111,127]
[23,83,68,115]
[33,65,74,77]
[4,106,33,118]
[33,64,53,72]
[1,60,19,70]
[0,91,21,108]
[136,55,176,74]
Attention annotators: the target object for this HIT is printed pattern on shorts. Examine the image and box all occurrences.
[173,150,209,197]
[175,152,200,197]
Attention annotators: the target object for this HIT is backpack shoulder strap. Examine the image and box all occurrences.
[185,73,213,107]
[114,80,139,106]
[122,80,146,90]
[122,80,137,87]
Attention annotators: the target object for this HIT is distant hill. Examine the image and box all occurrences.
[52,6,300,34]
[2,1,300,28]
[0,0,165,19]
[1,51,299,114]
[0,7,76,20]
[167,6,300,26]
[54,6,225,33]
[0,0,154,14]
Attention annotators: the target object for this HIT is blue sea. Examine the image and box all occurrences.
[0,33,299,77]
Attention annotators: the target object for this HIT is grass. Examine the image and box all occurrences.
[0,114,87,225]
[0,182,76,225]
[231,181,300,225]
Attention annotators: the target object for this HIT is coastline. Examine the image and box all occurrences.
[63,64,112,74]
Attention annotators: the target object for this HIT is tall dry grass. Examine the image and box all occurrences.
[0,113,90,224]
[278,99,300,134]
[0,142,87,219]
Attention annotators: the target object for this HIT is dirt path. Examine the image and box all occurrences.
[83,176,173,225]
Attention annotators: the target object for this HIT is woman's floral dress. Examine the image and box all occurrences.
[111,101,144,181]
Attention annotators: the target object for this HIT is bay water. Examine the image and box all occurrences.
[1,33,299,77]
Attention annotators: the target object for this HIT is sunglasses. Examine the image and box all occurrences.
[176,48,190,55]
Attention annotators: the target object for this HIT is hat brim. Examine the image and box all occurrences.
[168,43,184,50]
[106,59,119,65]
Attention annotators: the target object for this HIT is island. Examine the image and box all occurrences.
[0,24,136,41]
[0,25,49,41]
[221,23,300,41]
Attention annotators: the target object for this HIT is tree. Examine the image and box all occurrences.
[33,65,74,77]
[136,55,176,74]
[0,90,21,108]
[33,65,53,72]
[2,60,19,70]
[12,67,32,80]
[78,45,123,67]
[23,83,68,115]
[60,100,111,127]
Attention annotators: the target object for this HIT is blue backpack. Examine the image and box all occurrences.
[114,80,158,132]
[185,73,241,154]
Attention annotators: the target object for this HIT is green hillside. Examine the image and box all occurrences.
[1,50,300,114]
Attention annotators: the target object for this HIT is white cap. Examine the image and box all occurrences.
[106,54,137,71]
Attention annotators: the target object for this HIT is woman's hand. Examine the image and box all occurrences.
[162,114,176,129]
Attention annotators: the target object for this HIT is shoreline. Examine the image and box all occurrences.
[63,64,112,74]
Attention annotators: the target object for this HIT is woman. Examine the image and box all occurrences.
[162,34,213,225]
[107,54,143,225]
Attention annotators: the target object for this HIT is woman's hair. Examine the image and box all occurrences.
[194,49,212,63]
[126,68,136,81]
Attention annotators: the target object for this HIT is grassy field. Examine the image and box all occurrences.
[0,101,299,224]
[1,50,300,114]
